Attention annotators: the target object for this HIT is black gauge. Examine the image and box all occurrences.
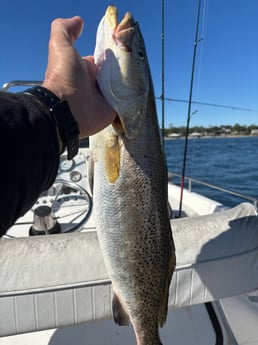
[70,170,82,182]
[60,158,74,172]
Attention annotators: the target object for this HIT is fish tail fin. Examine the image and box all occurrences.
[159,228,176,327]
[112,292,130,326]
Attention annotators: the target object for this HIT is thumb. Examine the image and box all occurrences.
[50,16,84,46]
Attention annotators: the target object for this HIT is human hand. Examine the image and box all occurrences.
[42,16,116,138]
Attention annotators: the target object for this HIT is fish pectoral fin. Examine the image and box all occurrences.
[112,292,130,326]
[104,135,120,184]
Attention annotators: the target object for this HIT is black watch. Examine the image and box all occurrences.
[23,86,80,160]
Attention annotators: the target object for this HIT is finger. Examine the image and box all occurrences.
[83,56,97,72]
[85,55,94,63]
[81,57,98,85]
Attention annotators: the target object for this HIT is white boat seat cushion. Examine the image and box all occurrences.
[170,202,258,307]
[0,202,257,336]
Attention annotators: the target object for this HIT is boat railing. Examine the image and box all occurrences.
[168,172,258,208]
[1,80,42,92]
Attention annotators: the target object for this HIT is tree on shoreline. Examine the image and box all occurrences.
[164,124,258,137]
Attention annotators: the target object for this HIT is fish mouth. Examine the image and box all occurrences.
[106,6,135,52]
[105,6,137,137]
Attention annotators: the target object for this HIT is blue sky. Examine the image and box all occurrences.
[1,0,258,127]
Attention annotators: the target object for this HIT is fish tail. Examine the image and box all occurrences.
[134,323,163,345]
[137,340,163,345]
[112,292,130,326]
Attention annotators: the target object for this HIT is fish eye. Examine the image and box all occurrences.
[138,50,144,60]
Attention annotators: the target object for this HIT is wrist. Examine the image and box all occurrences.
[42,82,81,136]
[41,81,65,102]
[22,86,80,160]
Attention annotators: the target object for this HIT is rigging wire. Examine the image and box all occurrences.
[194,0,209,110]
[156,96,258,113]
[157,0,258,130]
[178,0,202,218]
[161,0,165,147]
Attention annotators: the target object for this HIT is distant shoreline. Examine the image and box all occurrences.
[164,134,258,140]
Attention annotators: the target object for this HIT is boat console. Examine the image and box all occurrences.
[6,150,92,238]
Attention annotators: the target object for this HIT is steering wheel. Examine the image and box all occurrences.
[12,179,92,236]
[2,81,93,237]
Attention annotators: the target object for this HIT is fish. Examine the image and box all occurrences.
[90,6,176,345]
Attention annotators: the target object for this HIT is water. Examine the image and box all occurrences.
[165,136,258,207]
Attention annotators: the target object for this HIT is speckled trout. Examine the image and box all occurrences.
[90,6,176,345]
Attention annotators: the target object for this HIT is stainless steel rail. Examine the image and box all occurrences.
[168,172,258,208]
[1,80,42,92]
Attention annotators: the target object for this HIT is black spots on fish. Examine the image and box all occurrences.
[134,320,163,345]
[112,293,130,326]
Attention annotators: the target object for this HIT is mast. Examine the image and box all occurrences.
[178,0,202,217]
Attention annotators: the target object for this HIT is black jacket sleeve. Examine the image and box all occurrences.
[0,92,60,235]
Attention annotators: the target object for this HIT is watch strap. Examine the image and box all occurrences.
[23,86,79,160]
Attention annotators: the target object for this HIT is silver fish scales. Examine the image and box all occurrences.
[90,6,176,345]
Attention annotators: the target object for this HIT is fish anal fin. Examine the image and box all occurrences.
[159,226,176,327]
[112,292,130,326]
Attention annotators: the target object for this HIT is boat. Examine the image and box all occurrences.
[1,80,258,345]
